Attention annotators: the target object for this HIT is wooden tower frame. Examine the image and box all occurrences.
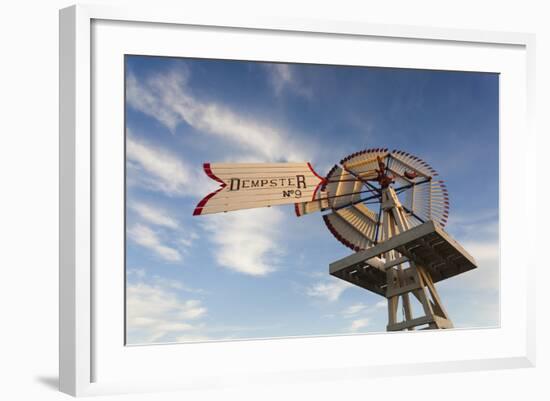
[330,186,475,331]
[379,187,452,330]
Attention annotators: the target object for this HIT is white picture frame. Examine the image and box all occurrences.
[59,4,536,397]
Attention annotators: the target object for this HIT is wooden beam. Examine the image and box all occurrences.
[383,255,408,269]
[387,315,435,331]
[385,281,422,298]
[330,221,439,274]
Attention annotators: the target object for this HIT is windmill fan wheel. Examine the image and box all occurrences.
[295,148,449,252]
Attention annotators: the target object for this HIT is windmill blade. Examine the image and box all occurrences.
[401,179,429,215]
[340,148,390,177]
[428,180,450,227]
[399,178,449,228]
[321,165,364,209]
[392,175,413,193]
[389,150,438,178]
[385,149,449,229]
[330,171,364,209]
[403,211,423,229]
[323,203,379,251]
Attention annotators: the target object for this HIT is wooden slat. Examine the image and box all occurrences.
[197,196,306,214]
[202,189,318,207]
[343,155,379,170]
[327,212,371,250]
[388,155,431,178]
[331,171,358,209]
[387,315,435,331]
[213,171,325,179]
[355,203,378,223]
[338,206,377,242]
[209,162,310,169]
[350,180,364,203]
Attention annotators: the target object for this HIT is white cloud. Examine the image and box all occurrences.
[375,299,386,309]
[128,200,199,253]
[201,208,285,276]
[451,296,499,328]
[127,136,189,195]
[150,275,205,294]
[264,64,312,99]
[126,67,313,162]
[441,209,500,291]
[179,231,200,249]
[342,303,368,316]
[130,202,179,229]
[340,301,385,333]
[126,281,207,344]
[126,134,216,198]
[127,267,146,279]
[175,334,211,342]
[350,318,370,332]
[306,279,354,302]
[127,71,187,132]
[448,240,499,291]
[127,223,181,262]
[445,208,499,241]
[461,241,499,262]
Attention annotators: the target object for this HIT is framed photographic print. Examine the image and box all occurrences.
[59,4,536,397]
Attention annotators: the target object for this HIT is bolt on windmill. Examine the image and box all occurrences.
[193,149,477,331]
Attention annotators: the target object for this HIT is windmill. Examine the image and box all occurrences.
[193,148,477,331]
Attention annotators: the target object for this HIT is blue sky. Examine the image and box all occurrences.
[125,55,499,344]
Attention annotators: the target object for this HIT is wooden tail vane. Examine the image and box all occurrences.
[193,149,478,332]
[193,162,326,215]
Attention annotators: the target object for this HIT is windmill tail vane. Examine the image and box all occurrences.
[192,162,327,216]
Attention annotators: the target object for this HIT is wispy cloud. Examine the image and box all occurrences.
[451,296,499,328]
[461,241,499,262]
[342,300,385,315]
[349,318,370,332]
[127,223,181,262]
[126,134,215,197]
[178,231,199,248]
[126,135,190,196]
[341,300,385,333]
[126,280,207,343]
[127,199,200,265]
[446,208,499,241]
[306,279,354,302]
[264,64,312,99]
[126,68,189,132]
[175,334,211,342]
[149,274,206,295]
[130,202,179,229]
[126,66,313,161]
[444,208,499,291]
[342,303,368,317]
[451,240,499,291]
[200,208,285,276]
[127,267,146,279]
[374,300,386,309]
